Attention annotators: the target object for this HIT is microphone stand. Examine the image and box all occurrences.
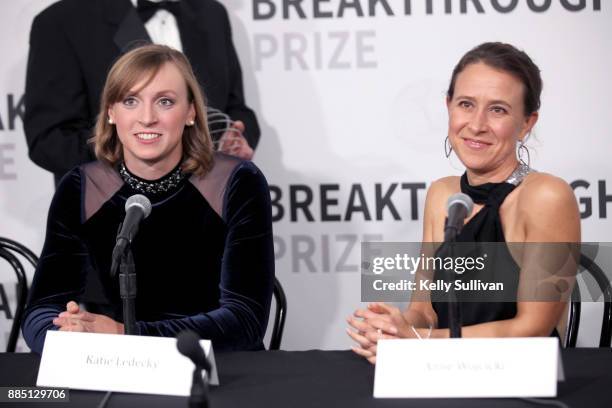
[176,330,212,408]
[443,220,462,339]
[117,248,138,335]
[188,365,209,408]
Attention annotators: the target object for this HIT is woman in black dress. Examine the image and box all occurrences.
[348,42,580,363]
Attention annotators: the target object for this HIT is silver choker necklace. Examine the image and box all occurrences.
[505,163,534,186]
[119,162,187,195]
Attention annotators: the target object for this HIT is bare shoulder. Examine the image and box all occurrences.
[517,172,576,208]
[427,176,459,198]
[422,176,460,240]
[516,172,580,241]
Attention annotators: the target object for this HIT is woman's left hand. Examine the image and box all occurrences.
[52,301,124,334]
[218,120,254,160]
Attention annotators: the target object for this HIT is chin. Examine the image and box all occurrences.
[132,153,164,163]
[455,152,486,169]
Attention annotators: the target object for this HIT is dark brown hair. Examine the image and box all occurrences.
[447,42,543,116]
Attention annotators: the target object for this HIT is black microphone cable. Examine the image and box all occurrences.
[97,391,113,408]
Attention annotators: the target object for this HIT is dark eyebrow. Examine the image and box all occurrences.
[488,99,512,107]
[454,95,512,108]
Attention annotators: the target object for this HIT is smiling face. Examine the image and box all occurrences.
[447,62,538,183]
[108,62,195,178]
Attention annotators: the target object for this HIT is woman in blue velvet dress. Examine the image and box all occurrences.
[348,43,580,363]
[22,44,274,354]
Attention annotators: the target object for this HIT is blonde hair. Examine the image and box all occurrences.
[92,44,213,175]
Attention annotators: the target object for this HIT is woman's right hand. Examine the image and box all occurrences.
[53,301,124,334]
[347,302,435,364]
[347,303,401,364]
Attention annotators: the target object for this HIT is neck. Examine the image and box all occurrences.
[123,158,182,180]
[466,159,520,186]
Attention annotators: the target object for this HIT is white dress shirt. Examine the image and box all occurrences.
[130,0,183,52]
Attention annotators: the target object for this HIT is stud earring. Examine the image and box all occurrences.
[187,120,195,126]
[108,118,114,125]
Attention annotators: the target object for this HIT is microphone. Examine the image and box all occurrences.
[177,330,212,373]
[444,193,474,242]
[442,193,473,340]
[177,330,211,408]
[111,195,151,275]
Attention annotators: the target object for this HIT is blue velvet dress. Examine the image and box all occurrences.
[22,153,274,353]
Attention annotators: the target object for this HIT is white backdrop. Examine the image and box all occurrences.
[0,0,610,351]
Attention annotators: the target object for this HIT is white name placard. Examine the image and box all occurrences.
[37,331,219,396]
[374,337,561,398]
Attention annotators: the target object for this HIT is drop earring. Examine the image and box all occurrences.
[517,139,530,167]
[444,136,453,158]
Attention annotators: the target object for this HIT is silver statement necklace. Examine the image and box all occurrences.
[505,163,534,186]
[119,162,187,195]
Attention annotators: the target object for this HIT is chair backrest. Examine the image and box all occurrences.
[565,253,612,348]
[0,237,38,352]
[269,277,287,350]
[0,237,39,269]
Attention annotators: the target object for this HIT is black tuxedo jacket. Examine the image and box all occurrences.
[24,0,260,182]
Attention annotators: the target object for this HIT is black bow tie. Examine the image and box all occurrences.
[137,0,181,23]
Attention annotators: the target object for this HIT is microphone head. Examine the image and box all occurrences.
[446,192,474,215]
[125,194,152,218]
[176,330,209,369]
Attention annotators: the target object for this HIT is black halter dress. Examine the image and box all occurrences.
[432,164,532,328]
